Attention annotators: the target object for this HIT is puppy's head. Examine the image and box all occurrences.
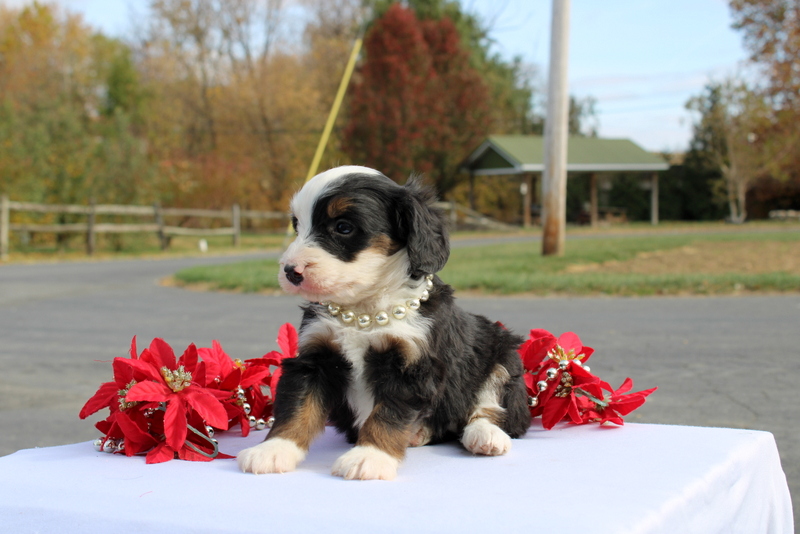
[279,166,449,304]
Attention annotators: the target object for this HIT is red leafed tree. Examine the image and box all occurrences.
[343,4,491,195]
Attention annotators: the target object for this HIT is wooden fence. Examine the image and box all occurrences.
[0,195,287,260]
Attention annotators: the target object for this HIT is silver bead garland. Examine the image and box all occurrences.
[527,358,586,408]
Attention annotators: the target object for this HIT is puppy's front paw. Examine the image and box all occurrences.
[461,419,512,456]
[237,438,306,474]
[332,445,400,480]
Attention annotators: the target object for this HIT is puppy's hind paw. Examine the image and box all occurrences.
[461,419,512,456]
[332,446,400,480]
[237,438,306,474]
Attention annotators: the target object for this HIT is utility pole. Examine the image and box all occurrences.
[541,0,571,256]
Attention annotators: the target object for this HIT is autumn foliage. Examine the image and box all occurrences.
[344,4,491,194]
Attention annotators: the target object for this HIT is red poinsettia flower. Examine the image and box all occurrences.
[518,329,594,373]
[576,378,658,426]
[198,340,271,436]
[122,339,229,462]
[246,323,298,403]
[79,337,144,421]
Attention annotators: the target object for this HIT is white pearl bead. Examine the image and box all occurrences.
[357,314,372,328]
[420,290,429,302]
[341,311,355,323]
[328,303,341,316]
[375,311,390,325]
[392,306,407,320]
[407,299,421,311]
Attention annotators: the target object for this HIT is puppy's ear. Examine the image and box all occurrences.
[396,175,450,278]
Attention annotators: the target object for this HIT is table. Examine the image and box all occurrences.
[0,423,792,533]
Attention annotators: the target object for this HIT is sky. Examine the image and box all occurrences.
[2,0,753,153]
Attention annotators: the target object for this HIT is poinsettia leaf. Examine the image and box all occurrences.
[600,410,626,425]
[184,389,229,430]
[615,377,634,396]
[148,338,177,370]
[116,358,163,382]
[557,332,584,354]
[126,381,171,403]
[256,351,284,367]
[79,382,119,419]
[129,336,139,359]
[163,398,188,451]
[523,330,558,368]
[566,396,584,425]
[241,367,271,389]
[112,357,134,385]
[179,343,199,373]
[611,387,658,415]
[541,395,571,429]
[277,323,298,358]
[579,345,595,362]
[194,361,207,387]
[218,367,242,391]
[270,367,283,398]
[198,340,233,384]
[146,442,175,464]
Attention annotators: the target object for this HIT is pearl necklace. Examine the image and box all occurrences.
[320,275,434,328]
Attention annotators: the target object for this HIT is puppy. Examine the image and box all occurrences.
[237,166,530,480]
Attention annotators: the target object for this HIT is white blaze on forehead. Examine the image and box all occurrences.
[290,166,382,237]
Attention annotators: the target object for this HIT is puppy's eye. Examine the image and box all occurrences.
[291,216,298,235]
[334,220,354,235]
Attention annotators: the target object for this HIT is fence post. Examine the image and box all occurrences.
[1,194,9,261]
[154,202,168,250]
[232,204,241,247]
[86,198,96,256]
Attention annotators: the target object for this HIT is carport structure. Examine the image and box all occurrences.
[460,135,669,226]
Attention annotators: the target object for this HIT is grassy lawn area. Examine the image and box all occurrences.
[2,232,286,263]
[170,223,800,296]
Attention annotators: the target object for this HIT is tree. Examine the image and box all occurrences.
[730,0,800,109]
[0,3,155,209]
[686,80,781,223]
[343,3,491,194]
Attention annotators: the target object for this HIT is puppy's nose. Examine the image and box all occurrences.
[284,264,304,286]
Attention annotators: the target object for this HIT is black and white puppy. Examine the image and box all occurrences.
[237,166,530,480]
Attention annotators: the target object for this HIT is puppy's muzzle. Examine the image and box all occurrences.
[284,265,304,286]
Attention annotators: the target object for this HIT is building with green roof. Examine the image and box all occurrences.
[461,135,669,225]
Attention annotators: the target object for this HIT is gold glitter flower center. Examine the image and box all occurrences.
[161,366,192,392]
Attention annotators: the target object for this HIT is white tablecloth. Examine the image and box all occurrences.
[0,423,792,534]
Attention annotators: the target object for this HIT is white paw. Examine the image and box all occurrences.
[461,419,512,456]
[331,445,400,480]
[237,438,306,474]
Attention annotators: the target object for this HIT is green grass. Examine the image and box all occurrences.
[442,231,800,295]
[174,259,282,292]
[170,228,800,296]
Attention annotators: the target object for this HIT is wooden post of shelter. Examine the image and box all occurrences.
[1,194,9,261]
[650,172,659,225]
[86,198,96,256]
[589,172,599,227]
[522,174,533,228]
[232,203,241,246]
